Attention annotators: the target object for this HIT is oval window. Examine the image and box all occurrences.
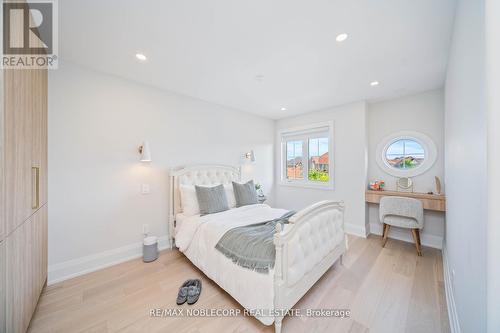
[384,139,425,170]
[376,131,437,177]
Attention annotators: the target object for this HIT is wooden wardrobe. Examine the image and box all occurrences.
[0,66,49,331]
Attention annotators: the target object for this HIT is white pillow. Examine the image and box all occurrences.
[179,185,200,216]
[224,184,236,208]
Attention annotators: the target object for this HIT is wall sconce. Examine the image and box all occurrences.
[138,141,152,162]
[243,150,255,163]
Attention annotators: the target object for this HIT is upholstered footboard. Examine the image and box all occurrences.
[272,200,347,333]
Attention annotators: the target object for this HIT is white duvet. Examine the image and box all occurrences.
[175,204,288,326]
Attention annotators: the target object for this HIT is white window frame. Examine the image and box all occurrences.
[375,131,437,177]
[279,121,334,190]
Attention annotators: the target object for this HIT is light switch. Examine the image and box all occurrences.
[141,183,150,194]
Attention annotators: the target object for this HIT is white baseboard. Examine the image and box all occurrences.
[344,223,368,238]
[47,236,171,285]
[442,244,461,333]
[368,222,443,249]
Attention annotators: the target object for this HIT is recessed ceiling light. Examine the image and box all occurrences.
[281,107,287,111]
[336,33,348,42]
[135,53,147,61]
[370,81,380,86]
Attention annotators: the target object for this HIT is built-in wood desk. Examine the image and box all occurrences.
[365,190,446,212]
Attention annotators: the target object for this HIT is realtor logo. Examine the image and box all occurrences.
[2,0,58,69]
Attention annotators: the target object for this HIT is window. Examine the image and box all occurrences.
[286,141,304,180]
[281,122,333,188]
[376,131,437,177]
[385,139,425,170]
[308,138,330,181]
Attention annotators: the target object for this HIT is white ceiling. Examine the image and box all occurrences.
[60,0,456,119]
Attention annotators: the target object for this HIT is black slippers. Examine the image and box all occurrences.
[176,280,192,305]
[176,279,202,305]
[187,279,202,305]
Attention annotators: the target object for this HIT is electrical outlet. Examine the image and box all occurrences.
[141,183,150,194]
[142,224,149,235]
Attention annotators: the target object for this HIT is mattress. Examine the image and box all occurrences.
[175,204,289,325]
[174,213,188,236]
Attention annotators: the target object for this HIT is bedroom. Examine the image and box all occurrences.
[0,0,499,332]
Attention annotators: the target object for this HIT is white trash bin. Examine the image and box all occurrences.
[143,236,158,262]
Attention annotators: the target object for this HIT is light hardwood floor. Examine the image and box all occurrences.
[28,235,449,333]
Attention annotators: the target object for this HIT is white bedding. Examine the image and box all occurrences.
[175,204,288,325]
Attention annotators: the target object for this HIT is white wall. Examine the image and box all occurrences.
[367,90,445,193]
[486,0,500,331]
[48,62,275,283]
[444,0,486,331]
[366,90,445,248]
[274,102,368,237]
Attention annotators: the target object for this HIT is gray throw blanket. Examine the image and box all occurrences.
[215,211,296,273]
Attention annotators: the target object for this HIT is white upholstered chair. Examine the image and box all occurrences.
[379,196,424,256]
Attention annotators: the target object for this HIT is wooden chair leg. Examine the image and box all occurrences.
[382,223,390,247]
[411,229,423,256]
[416,229,422,256]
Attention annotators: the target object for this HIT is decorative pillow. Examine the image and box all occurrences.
[232,180,258,207]
[179,185,200,216]
[195,184,229,215]
[224,184,237,208]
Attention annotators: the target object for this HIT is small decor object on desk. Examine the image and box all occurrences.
[435,176,442,195]
[397,177,414,192]
[143,236,159,262]
[369,180,385,191]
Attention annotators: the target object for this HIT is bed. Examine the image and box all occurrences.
[169,165,347,333]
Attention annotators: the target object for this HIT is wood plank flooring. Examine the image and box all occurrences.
[28,235,450,333]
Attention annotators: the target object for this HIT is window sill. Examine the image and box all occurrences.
[279,181,334,191]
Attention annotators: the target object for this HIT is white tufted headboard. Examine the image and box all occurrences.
[168,165,240,244]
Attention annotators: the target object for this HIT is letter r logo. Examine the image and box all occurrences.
[3,2,53,54]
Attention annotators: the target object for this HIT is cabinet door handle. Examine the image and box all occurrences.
[32,166,40,209]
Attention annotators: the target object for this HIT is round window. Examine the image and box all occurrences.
[385,139,425,170]
[376,131,437,177]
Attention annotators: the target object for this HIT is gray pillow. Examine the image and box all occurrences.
[232,180,258,207]
[195,184,229,215]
